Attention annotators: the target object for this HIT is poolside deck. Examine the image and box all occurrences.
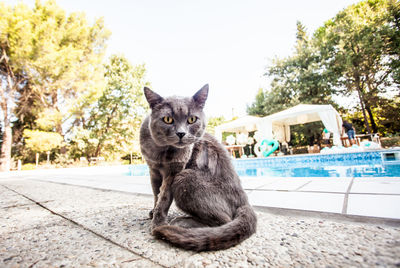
[2,167,399,220]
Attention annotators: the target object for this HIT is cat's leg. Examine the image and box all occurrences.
[152,163,186,232]
[172,169,232,227]
[149,168,162,219]
[151,175,174,231]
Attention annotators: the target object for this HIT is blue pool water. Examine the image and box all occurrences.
[127,150,400,178]
[234,163,400,177]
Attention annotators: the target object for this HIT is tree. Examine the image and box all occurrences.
[315,0,400,133]
[387,1,400,84]
[247,86,296,116]
[247,89,267,116]
[0,0,110,170]
[248,21,337,117]
[23,129,63,165]
[0,2,30,171]
[70,55,149,161]
[249,1,399,135]
[206,116,227,135]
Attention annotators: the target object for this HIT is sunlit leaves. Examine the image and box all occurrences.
[69,55,149,160]
[23,129,63,153]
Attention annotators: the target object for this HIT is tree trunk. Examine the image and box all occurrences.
[0,125,12,171]
[94,142,101,158]
[365,104,378,133]
[355,81,372,134]
[51,92,63,134]
[0,49,18,172]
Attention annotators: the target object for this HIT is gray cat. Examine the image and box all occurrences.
[139,84,257,251]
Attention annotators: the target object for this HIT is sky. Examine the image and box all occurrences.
[11,0,359,119]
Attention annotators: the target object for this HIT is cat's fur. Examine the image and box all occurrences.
[139,84,257,251]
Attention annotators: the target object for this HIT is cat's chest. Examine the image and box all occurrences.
[144,144,193,166]
[145,145,192,177]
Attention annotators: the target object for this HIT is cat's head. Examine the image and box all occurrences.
[143,84,208,148]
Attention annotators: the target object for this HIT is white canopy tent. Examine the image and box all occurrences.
[258,104,343,145]
[214,104,343,146]
[214,115,261,143]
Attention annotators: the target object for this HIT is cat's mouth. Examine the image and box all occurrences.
[172,139,191,148]
[175,140,186,147]
[168,135,196,148]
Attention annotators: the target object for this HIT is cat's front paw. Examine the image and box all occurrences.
[151,225,168,236]
[151,219,168,234]
[151,220,168,229]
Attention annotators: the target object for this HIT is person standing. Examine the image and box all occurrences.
[342,120,356,146]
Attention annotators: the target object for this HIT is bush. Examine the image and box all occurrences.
[381,136,400,148]
[292,146,308,155]
[22,163,36,170]
[53,154,74,168]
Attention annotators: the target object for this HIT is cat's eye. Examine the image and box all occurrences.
[163,116,174,124]
[187,116,197,124]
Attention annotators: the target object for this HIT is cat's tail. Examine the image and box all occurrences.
[152,205,257,252]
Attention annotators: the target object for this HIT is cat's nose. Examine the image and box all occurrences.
[176,132,186,139]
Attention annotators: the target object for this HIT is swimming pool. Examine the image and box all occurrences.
[127,150,400,178]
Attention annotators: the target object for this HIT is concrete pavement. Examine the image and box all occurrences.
[1,173,400,267]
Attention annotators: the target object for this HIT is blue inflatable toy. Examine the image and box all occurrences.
[255,139,279,157]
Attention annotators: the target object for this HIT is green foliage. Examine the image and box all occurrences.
[22,163,36,170]
[35,108,63,131]
[247,88,268,116]
[249,0,400,136]
[0,0,110,168]
[315,0,400,133]
[206,116,227,135]
[290,122,324,147]
[247,86,298,116]
[53,153,74,168]
[1,0,109,108]
[69,55,149,161]
[23,129,63,153]
[68,126,99,159]
[381,136,400,147]
[387,1,400,84]
[248,21,337,117]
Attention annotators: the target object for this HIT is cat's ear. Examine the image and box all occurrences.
[193,84,209,109]
[144,87,163,109]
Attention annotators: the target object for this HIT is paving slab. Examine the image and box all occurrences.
[2,180,151,219]
[351,178,400,194]
[122,176,152,184]
[1,221,157,267]
[95,182,153,195]
[248,190,345,213]
[259,178,312,191]
[0,185,159,267]
[1,202,56,236]
[0,186,32,209]
[347,194,400,219]
[240,177,279,190]
[38,177,103,188]
[299,178,352,193]
[73,207,194,267]
[35,175,152,195]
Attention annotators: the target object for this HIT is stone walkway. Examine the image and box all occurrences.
[1,178,400,267]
